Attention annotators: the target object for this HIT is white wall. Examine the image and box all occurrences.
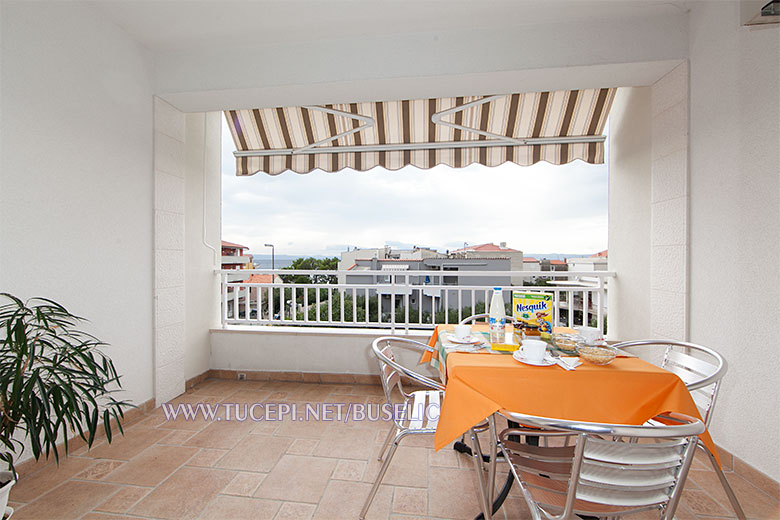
[607,87,652,341]
[0,3,155,410]
[687,2,780,481]
[211,328,437,380]
[184,112,222,381]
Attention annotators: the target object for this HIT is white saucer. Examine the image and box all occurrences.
[443,333,483,345]
[512,351,556,366]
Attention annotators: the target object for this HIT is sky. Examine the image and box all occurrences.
[221,118,608,258]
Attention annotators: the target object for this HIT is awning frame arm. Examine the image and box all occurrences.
[432,94,544,146]
[233,135,605,157]
[295,105,374,153]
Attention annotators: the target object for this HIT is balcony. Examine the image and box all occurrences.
[2,1,779,519]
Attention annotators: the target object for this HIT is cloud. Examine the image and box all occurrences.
[221,120,608,257]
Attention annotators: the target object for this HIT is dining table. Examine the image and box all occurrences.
[420,323,720,519]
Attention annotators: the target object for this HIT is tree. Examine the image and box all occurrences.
[281,257,338,285]
[277,257,339,307]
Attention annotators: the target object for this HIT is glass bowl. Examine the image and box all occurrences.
[551,333,584,354]
[576,344,618,365]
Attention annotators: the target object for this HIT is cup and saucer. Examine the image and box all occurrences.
[444,324,484,346]
[512,340,555,366]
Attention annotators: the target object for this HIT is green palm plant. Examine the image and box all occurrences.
[0,293,132,476]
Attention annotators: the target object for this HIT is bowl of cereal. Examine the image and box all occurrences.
[551,333,584,354]
[576,344,618,365]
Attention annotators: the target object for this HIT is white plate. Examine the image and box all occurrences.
[443,332,483,345]
[512,351,556,366]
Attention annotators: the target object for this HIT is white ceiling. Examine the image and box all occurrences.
[87,0,688,53]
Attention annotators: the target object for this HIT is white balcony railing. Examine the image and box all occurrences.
[219,269,615,334]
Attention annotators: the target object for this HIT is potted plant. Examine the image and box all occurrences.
[0,293,131,514]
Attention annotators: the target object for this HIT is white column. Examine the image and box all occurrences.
[154,97,187,405]
[650,62,689,341]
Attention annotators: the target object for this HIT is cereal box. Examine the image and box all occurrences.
[512,291,553,338]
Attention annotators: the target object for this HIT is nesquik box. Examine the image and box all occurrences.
[512,291,553,339]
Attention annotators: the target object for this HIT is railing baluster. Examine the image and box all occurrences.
[458,290,462,322]
[404,277,409,332]
[244,285,250,322]
[444,289,448,324]
[352,288,357,324]
[221,273,228,323]
[315,287,320,322]
[597,279,605,334]
[567,290,574,328]
[390,277,395,333]
[424,288,436,323]
[418,287,423,325]
[291,285,296,322]
[328,287,332,324]
[582,290,590,327]
[365,287,369,324]
[233,283,239,321]
[279,283,285,322]
[340,287,345,324]
[304,285,309,323]
[553,290,560,327]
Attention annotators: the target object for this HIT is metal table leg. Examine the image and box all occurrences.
[487,414,498,507]
[468,427,492,520]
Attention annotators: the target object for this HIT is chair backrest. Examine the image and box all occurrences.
[499,411,704,519]
[612,340,727,426]
[371,337,444,404]
[459,313,489,325]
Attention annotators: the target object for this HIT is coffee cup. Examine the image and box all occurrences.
[575,326,603,345]
[453,324,471,341]
[522,339,547,362]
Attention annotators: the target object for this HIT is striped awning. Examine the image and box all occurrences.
[225,88,616,176]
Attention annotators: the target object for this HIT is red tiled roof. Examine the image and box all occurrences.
[245,274,274,283]
[346,264,357,271]
[452,243,519,253]
[523,257,539,263]
[591,249,608,257]
[221,240,248,249]
[549,260,566,265]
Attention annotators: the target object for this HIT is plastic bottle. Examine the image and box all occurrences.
[489,287,506,344]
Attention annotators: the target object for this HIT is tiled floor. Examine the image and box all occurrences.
[8,380,780,519]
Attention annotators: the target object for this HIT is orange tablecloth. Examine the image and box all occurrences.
[424,325,718,463]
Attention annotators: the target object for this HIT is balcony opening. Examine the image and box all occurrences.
[219,90,613,332]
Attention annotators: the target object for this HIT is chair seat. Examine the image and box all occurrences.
[399,389,442,432]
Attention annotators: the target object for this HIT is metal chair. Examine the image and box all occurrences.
[459,312,489,325]
[495,411,705,520]
[612,340,745,519]
[360,337,445,520]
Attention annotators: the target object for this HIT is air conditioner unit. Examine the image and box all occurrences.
[743,0,780,25]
